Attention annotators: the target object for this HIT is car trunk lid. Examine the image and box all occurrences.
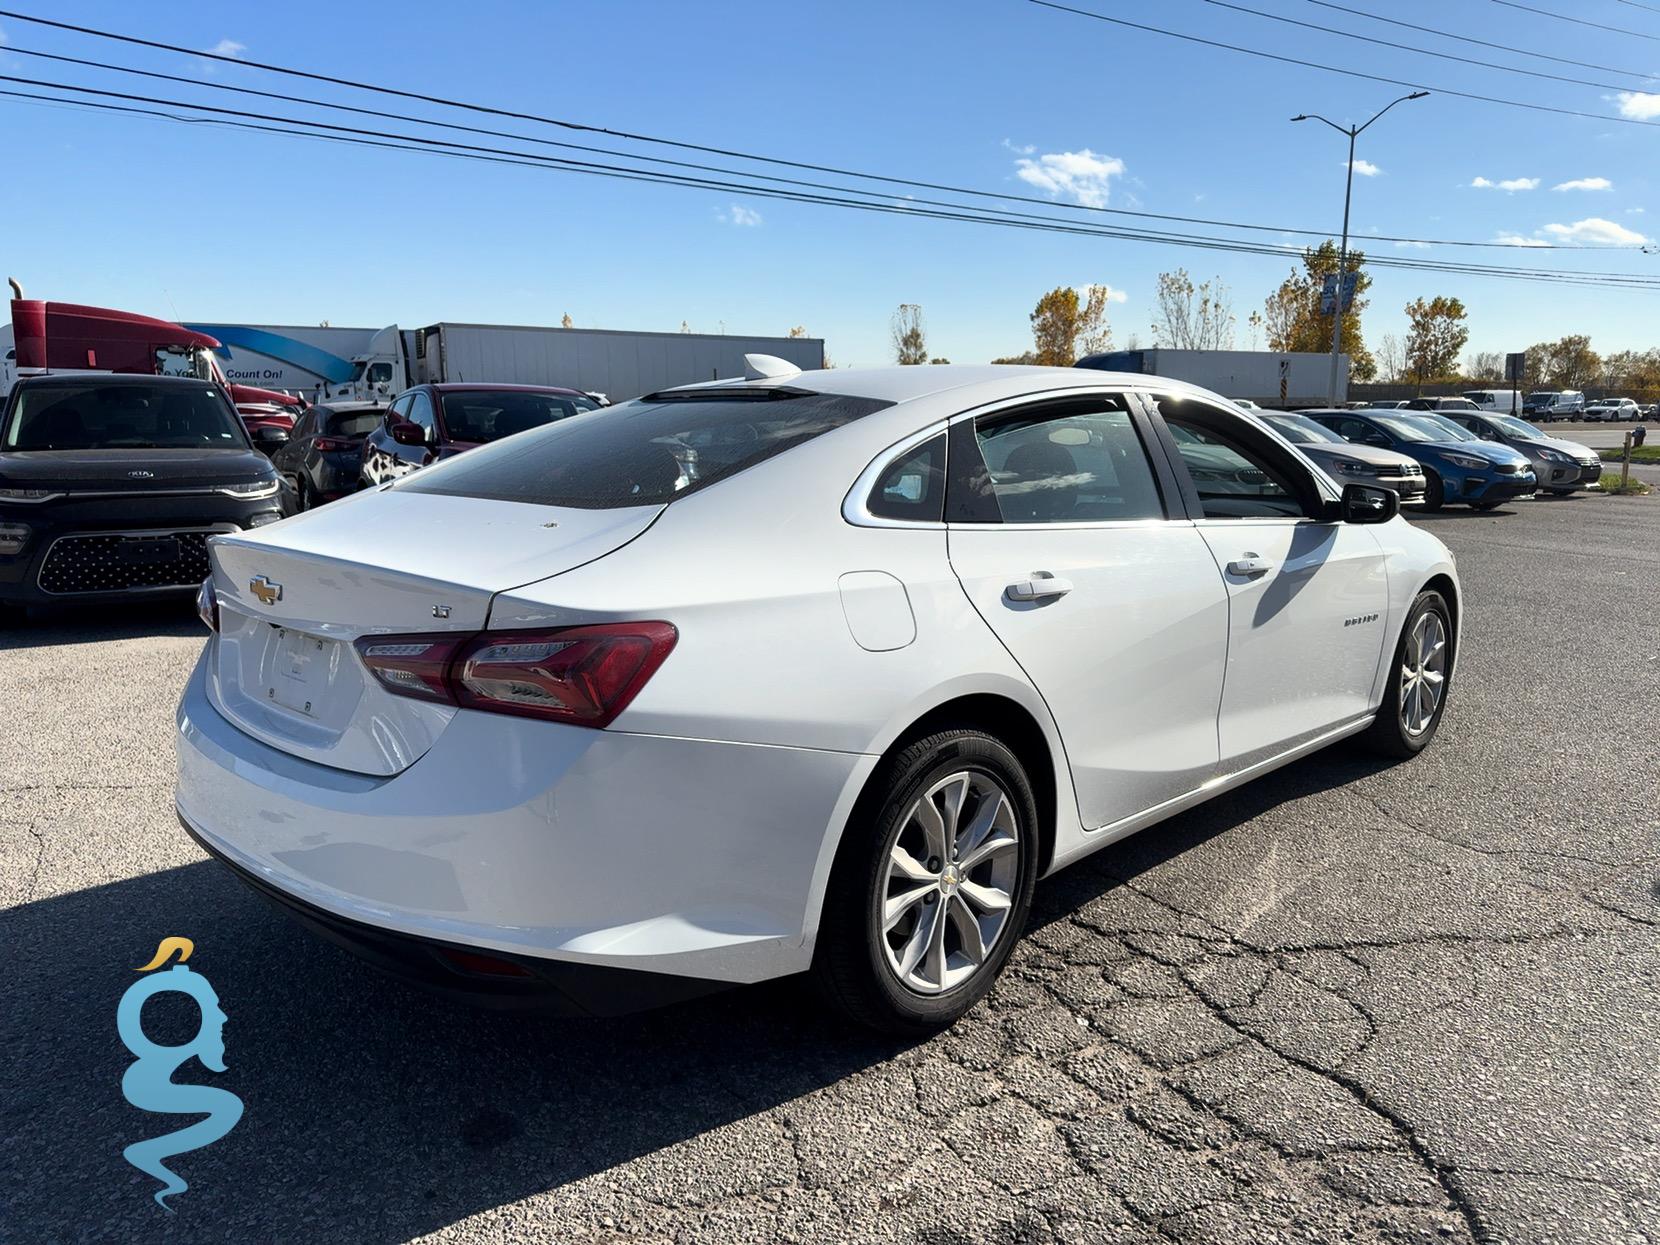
[204,491,662,775]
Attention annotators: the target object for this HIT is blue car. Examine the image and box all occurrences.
[1302,409,1536,511]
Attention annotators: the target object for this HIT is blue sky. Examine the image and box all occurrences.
[4,0,1657,367]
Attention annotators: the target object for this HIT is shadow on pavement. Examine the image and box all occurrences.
[0,745,1392,1244]
[0,599,201,651]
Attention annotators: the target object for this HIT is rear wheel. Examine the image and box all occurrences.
[1363,591,1452,759]
[1421,469,1445,512]
[813,730,1039,1034]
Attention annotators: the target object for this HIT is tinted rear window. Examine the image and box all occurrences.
[400,389,892,508]
[439,390,598,443]
[325,410,384,438]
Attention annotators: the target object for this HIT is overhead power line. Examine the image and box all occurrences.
[1029,0,1660,129]
[3,81,1655,293]
[1205,0,1646,94]
[1302,0,1660,80]
[2,42,1589,253]
[1489,0,1660,42]
[0,4,1648,253]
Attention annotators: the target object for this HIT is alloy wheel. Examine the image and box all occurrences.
[1399,611,1448,737]
[878,770,1021,995]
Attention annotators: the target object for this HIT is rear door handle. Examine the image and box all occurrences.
[1225,554,1275,577]
[1006,572,1074,602]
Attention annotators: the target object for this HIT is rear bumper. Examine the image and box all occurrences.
[179,812,730,1016]
[174,649,873,993]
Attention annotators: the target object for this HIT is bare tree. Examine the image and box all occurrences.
[891,304,927,365]
[1375,333,1405,384]
[1153,269,1235,350]
[1244,310,1264,351]
[1464,350,1502,382]
[787,325,808,338]
[561,313,574,329]
[1077,284,1115,356]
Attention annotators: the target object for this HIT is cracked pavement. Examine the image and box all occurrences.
[2,491,1656,1244]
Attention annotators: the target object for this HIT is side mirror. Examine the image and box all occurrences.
[390,420,427,447]
[1340,482,1399,524]
[254,425,290,451]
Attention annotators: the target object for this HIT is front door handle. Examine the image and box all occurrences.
[1226,554,1275,577]
[1006,572,1074,602]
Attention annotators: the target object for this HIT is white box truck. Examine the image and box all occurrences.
[324,322,826,404]
[1075,349,1346,408]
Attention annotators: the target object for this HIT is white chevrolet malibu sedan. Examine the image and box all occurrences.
[176,362,1459,1032]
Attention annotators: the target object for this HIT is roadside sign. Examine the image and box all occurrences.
[1505,352,1526,383]
[1320,272,1358,315]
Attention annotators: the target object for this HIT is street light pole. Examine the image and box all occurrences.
[1292,92,1428,405]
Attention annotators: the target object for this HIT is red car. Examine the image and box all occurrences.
[358,383,600,486]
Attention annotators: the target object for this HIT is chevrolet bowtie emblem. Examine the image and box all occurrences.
[249,575,282,606]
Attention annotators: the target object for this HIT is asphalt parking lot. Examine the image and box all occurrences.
[2,489,1655,1245]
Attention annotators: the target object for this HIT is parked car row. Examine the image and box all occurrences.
[1283,405,1602,509]
[1339,391,1654,423]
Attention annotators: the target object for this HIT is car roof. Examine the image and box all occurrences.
[659,364,1220,406]
[422,382,589,397]
[14,372,219,388]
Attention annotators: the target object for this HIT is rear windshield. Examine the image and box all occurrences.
[325,409,384,439]
[439,390,598,443]
[401,389,892,508]
[3,382,245,450]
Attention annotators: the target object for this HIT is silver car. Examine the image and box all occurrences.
[1437,411,1601,495]
[1265,412,1426,504]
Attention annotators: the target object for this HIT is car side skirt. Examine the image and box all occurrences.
[1044,712,1376,874]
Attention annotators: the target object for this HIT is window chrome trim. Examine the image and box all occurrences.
[841,419,950,529]
[842,384,1183,530]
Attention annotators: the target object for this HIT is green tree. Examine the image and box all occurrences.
[990,350,1039,365]
[1261,241,1376,381]
[1030,287,1083,366]
[891,304,927,365]
[1403,296,1470,392]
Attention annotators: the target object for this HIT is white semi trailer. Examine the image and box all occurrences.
[325,322,827,404]
[1075,348,1347,409]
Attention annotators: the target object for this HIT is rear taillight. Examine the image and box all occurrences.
[313,436,358,452]
[196,578,219,633]
[354,623,676,728]
[355,634,470,703]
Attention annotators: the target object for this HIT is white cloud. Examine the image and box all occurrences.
[1076,284,1129,304]
[1471,176,1539,191]
[1540,217,1647,245]
[1614,91,1660,120]
[718,204,762,227]
[1001,138,1036,156]
[205,38,246,58]
[1553,177,1612,192]
[1347,159,1381,177]
[1013,148,1126,208]
[1393,240,1431,249]
[1628,207,1646,215]
[1494,234,1550,247]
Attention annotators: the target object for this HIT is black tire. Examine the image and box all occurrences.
[813,730,1040,1035]
[1471,500,1501,511]
[296,476,313,511]
[1421,469,1445,512]
[1363,590,1453,759]
[1548,488,1575,496]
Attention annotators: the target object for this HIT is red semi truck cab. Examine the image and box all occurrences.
[7,297,306,440]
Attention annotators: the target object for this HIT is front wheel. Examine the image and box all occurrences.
[1421,469,1445,512]
[813,730,1039,1034]
[1363,591,1453,759]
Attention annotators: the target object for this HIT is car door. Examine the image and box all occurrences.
[361,393,410,486]
[1148,393,1391,773]
[386,389,439,478]
[944,391,1231,831]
